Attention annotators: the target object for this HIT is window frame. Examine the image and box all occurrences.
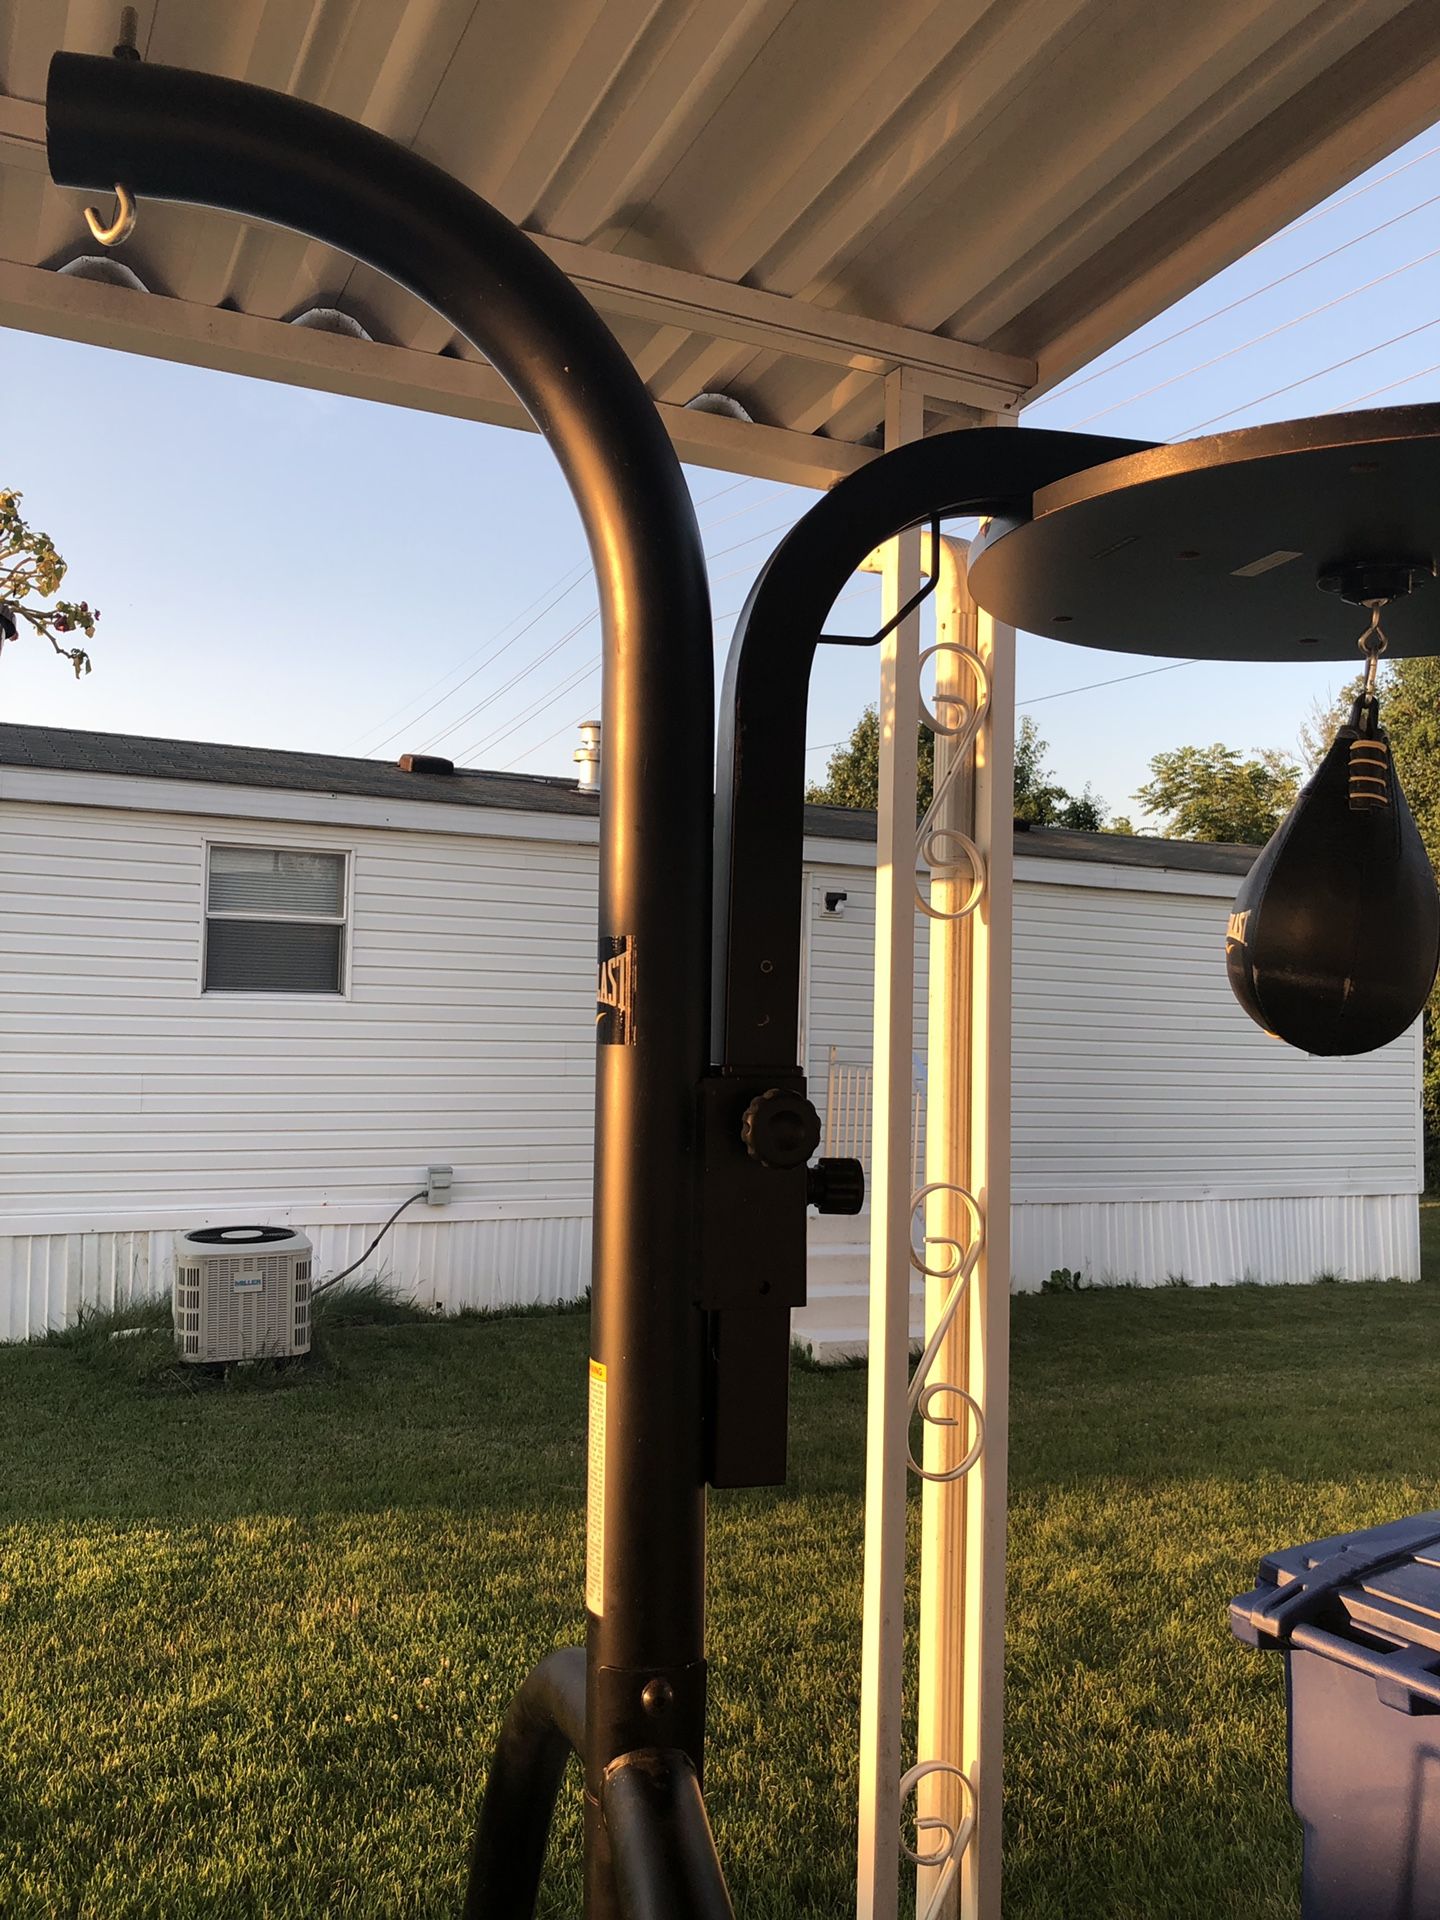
[200,838,353,1000]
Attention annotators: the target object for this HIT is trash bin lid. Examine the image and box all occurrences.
[1232,1511,1440,1715]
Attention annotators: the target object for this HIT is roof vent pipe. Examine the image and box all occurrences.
[574,720,601,793]
[683,391,754,423]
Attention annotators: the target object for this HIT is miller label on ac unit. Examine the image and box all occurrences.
[596,935,636,1045]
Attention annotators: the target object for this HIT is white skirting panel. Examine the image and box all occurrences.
[0,1211,593,1342]
[1011,1193,1421,1291]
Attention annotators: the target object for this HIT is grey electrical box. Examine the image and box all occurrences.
[425,1165,453,1206]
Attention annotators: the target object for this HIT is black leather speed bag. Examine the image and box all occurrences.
[1226,695,1440,1055]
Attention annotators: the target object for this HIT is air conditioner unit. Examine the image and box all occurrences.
[172,1226,312,1364]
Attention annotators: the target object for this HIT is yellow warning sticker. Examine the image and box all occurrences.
[586,1358,606,1617]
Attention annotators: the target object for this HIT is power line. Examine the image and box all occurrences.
[1018,659,1197,707]
[1329,355,1440,413]
[695,485,790,531]
[500,707,599,771]
[347,473,766,755]
[459,660,601,762]
[420,525,809,759]
[1068,239,1440,429]
[705,520,794,563]
[1169,312,1440,439]
[712,580,872,629]
[798,659,1198,763]
[355,568,592,756]
[449,516,828,767]
[419,607,600,752]
[499,581,875,772]
[1026,160,1440,413]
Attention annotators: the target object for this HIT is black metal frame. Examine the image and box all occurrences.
[47,49,713,1920]
[703,427,1155,1481]
[45,46,1154,1918]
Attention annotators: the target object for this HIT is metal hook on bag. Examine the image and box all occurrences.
[84,183,136,247]
[1358,600,1389,697]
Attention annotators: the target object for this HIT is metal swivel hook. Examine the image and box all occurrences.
[83,182,136,246]
[1358,600,1389,696]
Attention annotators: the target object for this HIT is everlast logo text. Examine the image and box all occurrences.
[1226,909,1250,947]
[596,936,636,1045]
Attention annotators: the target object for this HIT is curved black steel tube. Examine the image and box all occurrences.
[462,1648,586,1919]
[700,426,1157,1487]
[602,1749,735,1920]
[712,425,1155,1071]
[48,52,713,1920]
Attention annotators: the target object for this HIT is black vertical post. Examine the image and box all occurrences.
[47,53,716,1918]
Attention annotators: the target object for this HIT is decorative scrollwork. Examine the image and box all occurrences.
[918,641,989,745]
[907,1183,985,1482]
[900,1758,976,1919]
[916,641,990,924]
[916,824,984,921]
[908,1181,981,1283]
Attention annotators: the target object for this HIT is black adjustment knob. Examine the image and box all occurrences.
[807,1157,865,1215]
[740,1088,822,1170]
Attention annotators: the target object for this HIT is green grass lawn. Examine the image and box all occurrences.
[3,1278,1439,1917]
[1420,1197,1440,1279]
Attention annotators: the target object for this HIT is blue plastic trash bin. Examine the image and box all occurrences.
[1231,1510,1440,1920]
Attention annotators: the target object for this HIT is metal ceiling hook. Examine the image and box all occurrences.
[83,182,135,246]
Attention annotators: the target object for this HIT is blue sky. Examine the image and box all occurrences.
[4,118,1440,822]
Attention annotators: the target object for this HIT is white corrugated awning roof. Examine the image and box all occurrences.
[3,1,1440,483]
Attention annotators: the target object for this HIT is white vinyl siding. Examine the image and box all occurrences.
[1011,879,1420,1201]
[0,802,597,1225]
[804,868,929,1095]
[801,860,1420,1203]
[0,786,1422,1330]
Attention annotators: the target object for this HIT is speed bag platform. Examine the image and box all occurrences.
[1225,692,1440,1056]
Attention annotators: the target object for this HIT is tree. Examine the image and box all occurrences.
[1012,715,1106,829]
[807,707,1106,827]
[1312,660,1440,1175]
[806,705,936,814]
[0,490,99,676]
[1132,742,1300,845]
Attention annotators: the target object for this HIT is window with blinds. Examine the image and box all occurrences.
[203,846,348,994]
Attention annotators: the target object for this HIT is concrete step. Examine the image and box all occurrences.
[807,1210,871,1248]
[792,1272,925,1361]
[806,1251,869,1292]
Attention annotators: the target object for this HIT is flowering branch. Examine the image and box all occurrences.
[0,490,99,677]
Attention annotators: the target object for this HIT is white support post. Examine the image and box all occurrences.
[857,368,926,1920]
[914,545,1013,1920]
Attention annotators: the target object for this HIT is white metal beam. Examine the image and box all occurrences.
[0,88,1035,425]
[0,95,46,172]
[539,233,1034,413]
[856,365,926,1920]
[0,257,873,487]
[915,540,1012,1920]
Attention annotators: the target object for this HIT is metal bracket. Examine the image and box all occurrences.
[695,1071,810,1313]
[697,1070,811,1489]
[820,515,942,645]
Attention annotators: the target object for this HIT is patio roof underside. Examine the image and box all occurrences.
[2,0,1440,485]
